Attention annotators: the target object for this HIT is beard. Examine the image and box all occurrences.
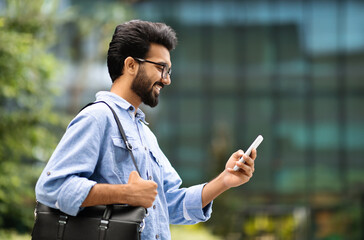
[131,67,162,107]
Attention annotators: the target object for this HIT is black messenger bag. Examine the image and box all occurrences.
[32,101,147,240]
[32,203,146,240]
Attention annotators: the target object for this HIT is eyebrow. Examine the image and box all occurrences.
[159,62,172,68]
[143,58,171,68]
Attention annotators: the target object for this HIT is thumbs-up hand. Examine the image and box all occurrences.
[126,171,158,208]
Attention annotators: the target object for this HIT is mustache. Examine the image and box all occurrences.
[154,82,165,88]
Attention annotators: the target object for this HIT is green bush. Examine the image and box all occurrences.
[170,224,222,240]
[0,0,60,232]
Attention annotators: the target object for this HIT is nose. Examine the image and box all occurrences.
[161,75,171,86]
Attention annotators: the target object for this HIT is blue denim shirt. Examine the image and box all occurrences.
[35,91,212,240]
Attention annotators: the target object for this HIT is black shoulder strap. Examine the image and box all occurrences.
[80,101,141,176]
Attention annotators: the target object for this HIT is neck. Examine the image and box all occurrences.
[110,76,141,111]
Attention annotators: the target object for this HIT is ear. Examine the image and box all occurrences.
[123,57,139,76]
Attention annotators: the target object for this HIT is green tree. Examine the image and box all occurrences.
[0,0,60,232]
[0,0,132,234]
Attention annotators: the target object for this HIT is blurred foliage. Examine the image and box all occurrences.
[0,229,31,240]
[0,0,133,234]
[0,0,61,232]
[243,214,297,239]
[55,1,133,63]
[170,223,221,240]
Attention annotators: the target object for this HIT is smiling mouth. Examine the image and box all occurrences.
[154,82,164,95]
[155,85,161,94]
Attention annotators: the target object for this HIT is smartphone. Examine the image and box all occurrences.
[233,135,263,171]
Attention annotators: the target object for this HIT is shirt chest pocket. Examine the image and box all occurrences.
[111,137,143,180]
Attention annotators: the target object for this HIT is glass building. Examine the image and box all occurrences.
[127,1,364,190]
[132,1,364,239]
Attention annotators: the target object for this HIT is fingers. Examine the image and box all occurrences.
[242,154,254,167]
[126,171,158,208]
[233,149,244,159]
[234,149,256,164]
[233,150,256,176]
[251,148,257,160]
[234,160,252,175]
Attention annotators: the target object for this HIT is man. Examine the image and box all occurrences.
[35,20,257,240]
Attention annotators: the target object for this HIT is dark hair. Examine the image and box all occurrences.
[107,20,178,82]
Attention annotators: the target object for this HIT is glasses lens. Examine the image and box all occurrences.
[163,67,171,79]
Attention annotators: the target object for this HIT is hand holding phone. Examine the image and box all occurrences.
[233,135,263,171]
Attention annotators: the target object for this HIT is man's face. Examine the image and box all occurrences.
[131,66,160,107]
[131,43,172,107]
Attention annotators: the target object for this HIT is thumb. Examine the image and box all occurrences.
[128,171,140,183]
[234,149,244,159]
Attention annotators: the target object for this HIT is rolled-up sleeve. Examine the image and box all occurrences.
[55,176,96,216]
[183,184,212,222]
[35,113,102,216]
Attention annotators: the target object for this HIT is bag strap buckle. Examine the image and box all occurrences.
[99,219,109,230]
[57,215,68,240]
[58,215,68,225]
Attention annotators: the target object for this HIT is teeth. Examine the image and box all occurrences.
[155,85,161,93]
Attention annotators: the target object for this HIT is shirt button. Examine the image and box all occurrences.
[155,235,159,239]
[148,176,152,180]
[144,147,148,151]
[47,171,51,176]
[153,205,156,209]
[129,106,134,111]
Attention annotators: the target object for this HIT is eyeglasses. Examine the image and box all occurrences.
[134,57,172,79]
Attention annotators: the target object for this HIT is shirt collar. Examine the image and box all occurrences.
[95,91,148,124]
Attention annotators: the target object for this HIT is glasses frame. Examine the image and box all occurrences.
[134,57,171,79]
